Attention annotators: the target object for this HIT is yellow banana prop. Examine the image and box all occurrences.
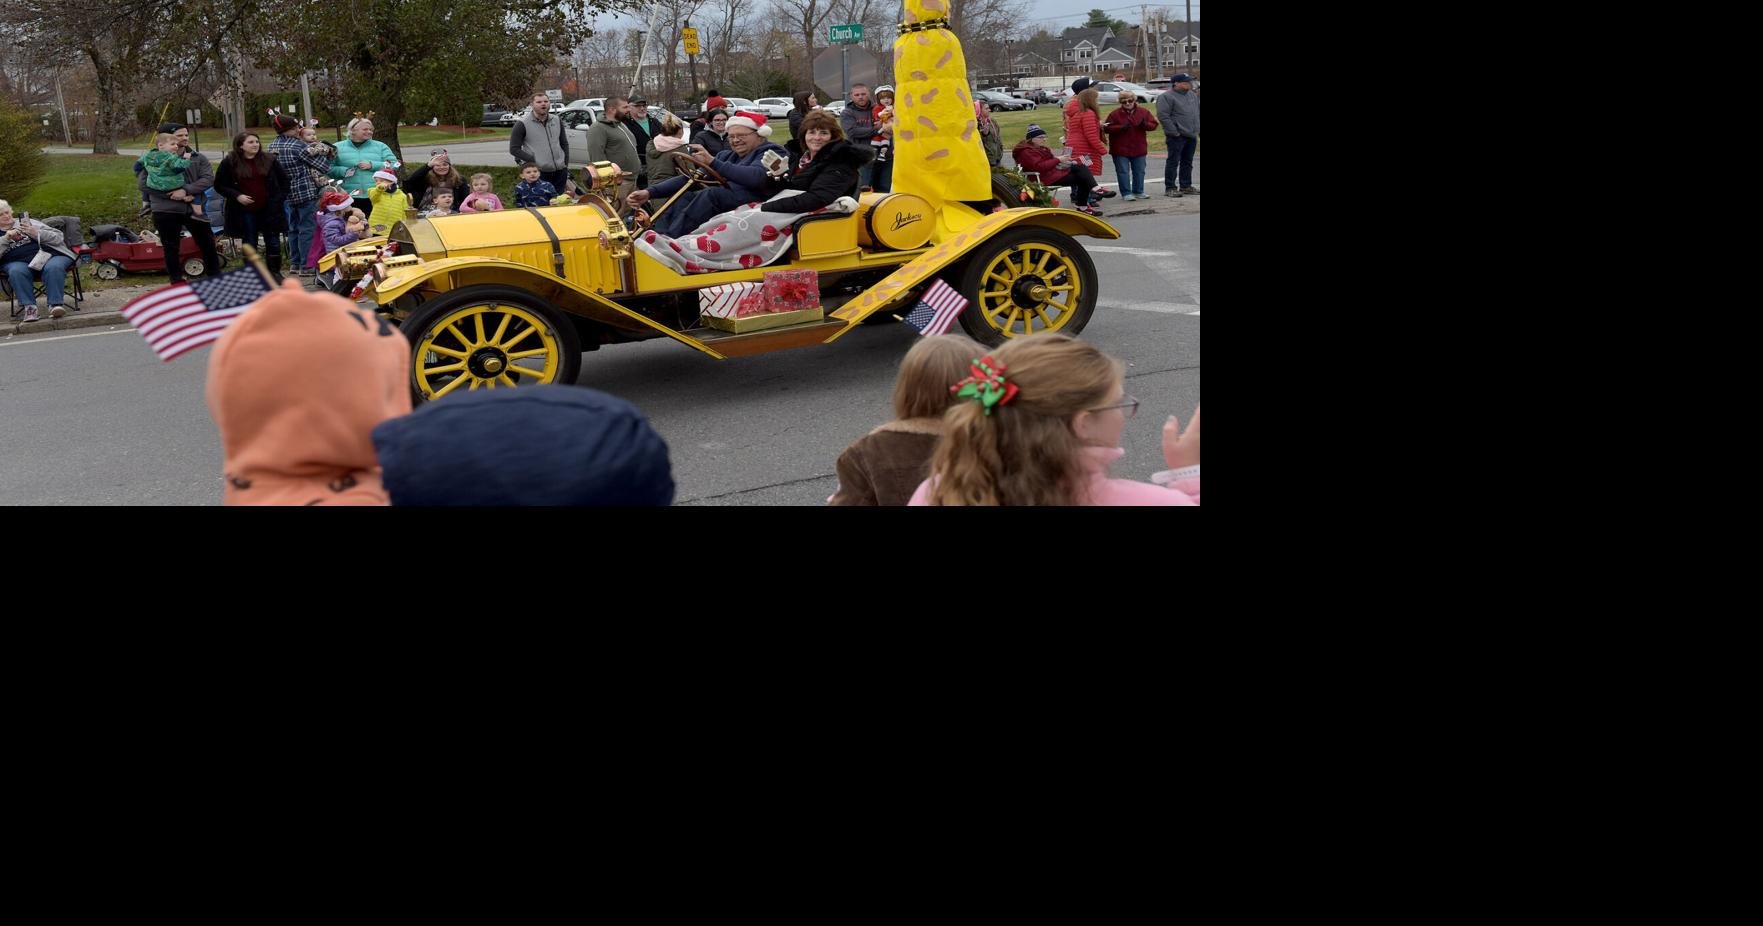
[893,0,990,232]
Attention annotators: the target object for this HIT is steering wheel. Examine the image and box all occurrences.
[670,151,726,187]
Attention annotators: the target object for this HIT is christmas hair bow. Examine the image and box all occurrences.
[950,356,1019,415]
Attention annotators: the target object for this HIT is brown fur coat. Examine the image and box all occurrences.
[829,417,944,506]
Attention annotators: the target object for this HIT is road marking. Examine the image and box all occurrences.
[0,328,133,347]
[1087,246,1180,257]
[1102,302,1200,315]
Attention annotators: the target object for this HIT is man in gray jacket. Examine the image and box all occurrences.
[135,123,222,281]
[838,84,878,189]
[510,93,570,192]
[1156,74,1200,196]
[584,97,642,213]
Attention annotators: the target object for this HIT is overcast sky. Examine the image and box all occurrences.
[586,2,1198,41]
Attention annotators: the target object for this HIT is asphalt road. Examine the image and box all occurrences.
[0,210,1197,505]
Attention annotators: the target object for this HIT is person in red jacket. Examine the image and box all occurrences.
[1066,87,1108,174]
[1103,94,1159,200]
[1012,124,1101,216]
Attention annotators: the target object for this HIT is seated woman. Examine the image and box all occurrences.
[631,112,873,275]
[761,110,872,215]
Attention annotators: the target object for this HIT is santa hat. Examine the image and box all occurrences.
[372,170,399,184]
[320,190,352,212]
[726,110,772,137]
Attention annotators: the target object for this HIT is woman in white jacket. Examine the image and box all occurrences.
[0,200,78,322]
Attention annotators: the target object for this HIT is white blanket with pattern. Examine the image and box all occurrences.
[633,193,858,274]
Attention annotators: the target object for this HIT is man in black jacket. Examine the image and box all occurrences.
[623,99,662,189]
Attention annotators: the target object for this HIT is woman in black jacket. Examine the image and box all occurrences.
[786,90,817,153]
[214,132,290,278]
[761,110,873,215]
[691,109,729,156]
[406,150,472,210]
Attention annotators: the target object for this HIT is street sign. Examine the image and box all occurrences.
[682,26,700,55]
[828,22,863,43]
[186,109,197,124]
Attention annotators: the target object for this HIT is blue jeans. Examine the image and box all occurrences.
[6,254,74,306]
[1166,134,1196,190]
[1112,154,1146,197]
[286,200,316,271]
[871,155,893,193]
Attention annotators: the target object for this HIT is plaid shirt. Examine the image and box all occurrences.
[267,133,324,206]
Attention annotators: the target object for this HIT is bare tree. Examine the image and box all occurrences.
[705,0,754,88]
[769,0,831,95]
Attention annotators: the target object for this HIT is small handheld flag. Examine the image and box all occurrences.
[900,278,969,337]
[119,264,274,361]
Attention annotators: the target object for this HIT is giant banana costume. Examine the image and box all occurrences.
[891,0,991,237]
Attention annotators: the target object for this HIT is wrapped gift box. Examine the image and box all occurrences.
[762,268,821,315]
[703,305,825,334]
[698,281,763,319]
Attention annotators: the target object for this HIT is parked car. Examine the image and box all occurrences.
[821,100,847,116]
[974,90,1034,112]
[751,97,794,118]
[481,104,511,127]
[1059,80,1154,104]
[568,98,606,111]
[719,97,756,114]
[1014,88,1054,104]
[558,107,601,164]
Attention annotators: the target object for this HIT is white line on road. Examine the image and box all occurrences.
[1087,246,1180,257]
[0,328,133,347]
[1102,302,1200,315]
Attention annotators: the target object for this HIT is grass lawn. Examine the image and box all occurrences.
[988,105,1168,153]
[14,154,146,232]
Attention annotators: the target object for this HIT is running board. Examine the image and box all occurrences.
[681,319,851,358]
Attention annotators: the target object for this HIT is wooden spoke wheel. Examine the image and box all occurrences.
[399,285,582,403]
[954,227,1098,346]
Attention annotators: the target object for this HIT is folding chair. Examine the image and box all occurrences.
[4,216,87,318]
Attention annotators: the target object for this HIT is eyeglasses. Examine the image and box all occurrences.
[1090,395,1139,418]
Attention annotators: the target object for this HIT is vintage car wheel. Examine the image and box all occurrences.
[94,261,121,281]
[954,227,1097,346]
[401,285,582,403]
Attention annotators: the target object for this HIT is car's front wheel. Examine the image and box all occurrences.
[400,284,582,403]
[950,226,1098,346]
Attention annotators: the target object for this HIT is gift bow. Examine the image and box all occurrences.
[950,356,1019,415]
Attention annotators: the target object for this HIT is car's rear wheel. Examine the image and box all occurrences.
[94,261,120,281]
[952,227,1097,346]
[400,284,582,403]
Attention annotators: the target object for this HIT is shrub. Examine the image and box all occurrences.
[0,100,49,203]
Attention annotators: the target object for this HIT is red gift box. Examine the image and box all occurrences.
[761,268,820,314]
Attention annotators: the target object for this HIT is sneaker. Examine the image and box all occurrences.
[49,305,66,319]
[1165,189,1180,198]
[1097,189,1117,198]
[20,306,39,322]
[1180,186,1200,194]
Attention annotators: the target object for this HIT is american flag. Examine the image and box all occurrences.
[119,265,274,362]
[901,279,969,337]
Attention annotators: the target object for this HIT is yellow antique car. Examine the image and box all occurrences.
[321,5,1119,402]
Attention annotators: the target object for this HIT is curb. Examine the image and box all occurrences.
[7,310,127,336]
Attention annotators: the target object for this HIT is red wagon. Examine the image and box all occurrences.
[90,234,229,280]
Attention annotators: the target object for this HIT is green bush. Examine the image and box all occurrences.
[0,100,49,204]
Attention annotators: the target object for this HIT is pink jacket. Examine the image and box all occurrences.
[909,447,1199,506]
[460,192,503,213]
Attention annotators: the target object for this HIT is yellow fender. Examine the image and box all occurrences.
[369,255,727,359]
[824,207,1118,339]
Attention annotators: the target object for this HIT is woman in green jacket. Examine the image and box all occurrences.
[329,117,402,213]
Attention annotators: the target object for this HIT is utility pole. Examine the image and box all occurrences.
[300,72,314,130]
[1185,0,1192,69]
[1139,5,1149,84]
[53,71,72,146]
